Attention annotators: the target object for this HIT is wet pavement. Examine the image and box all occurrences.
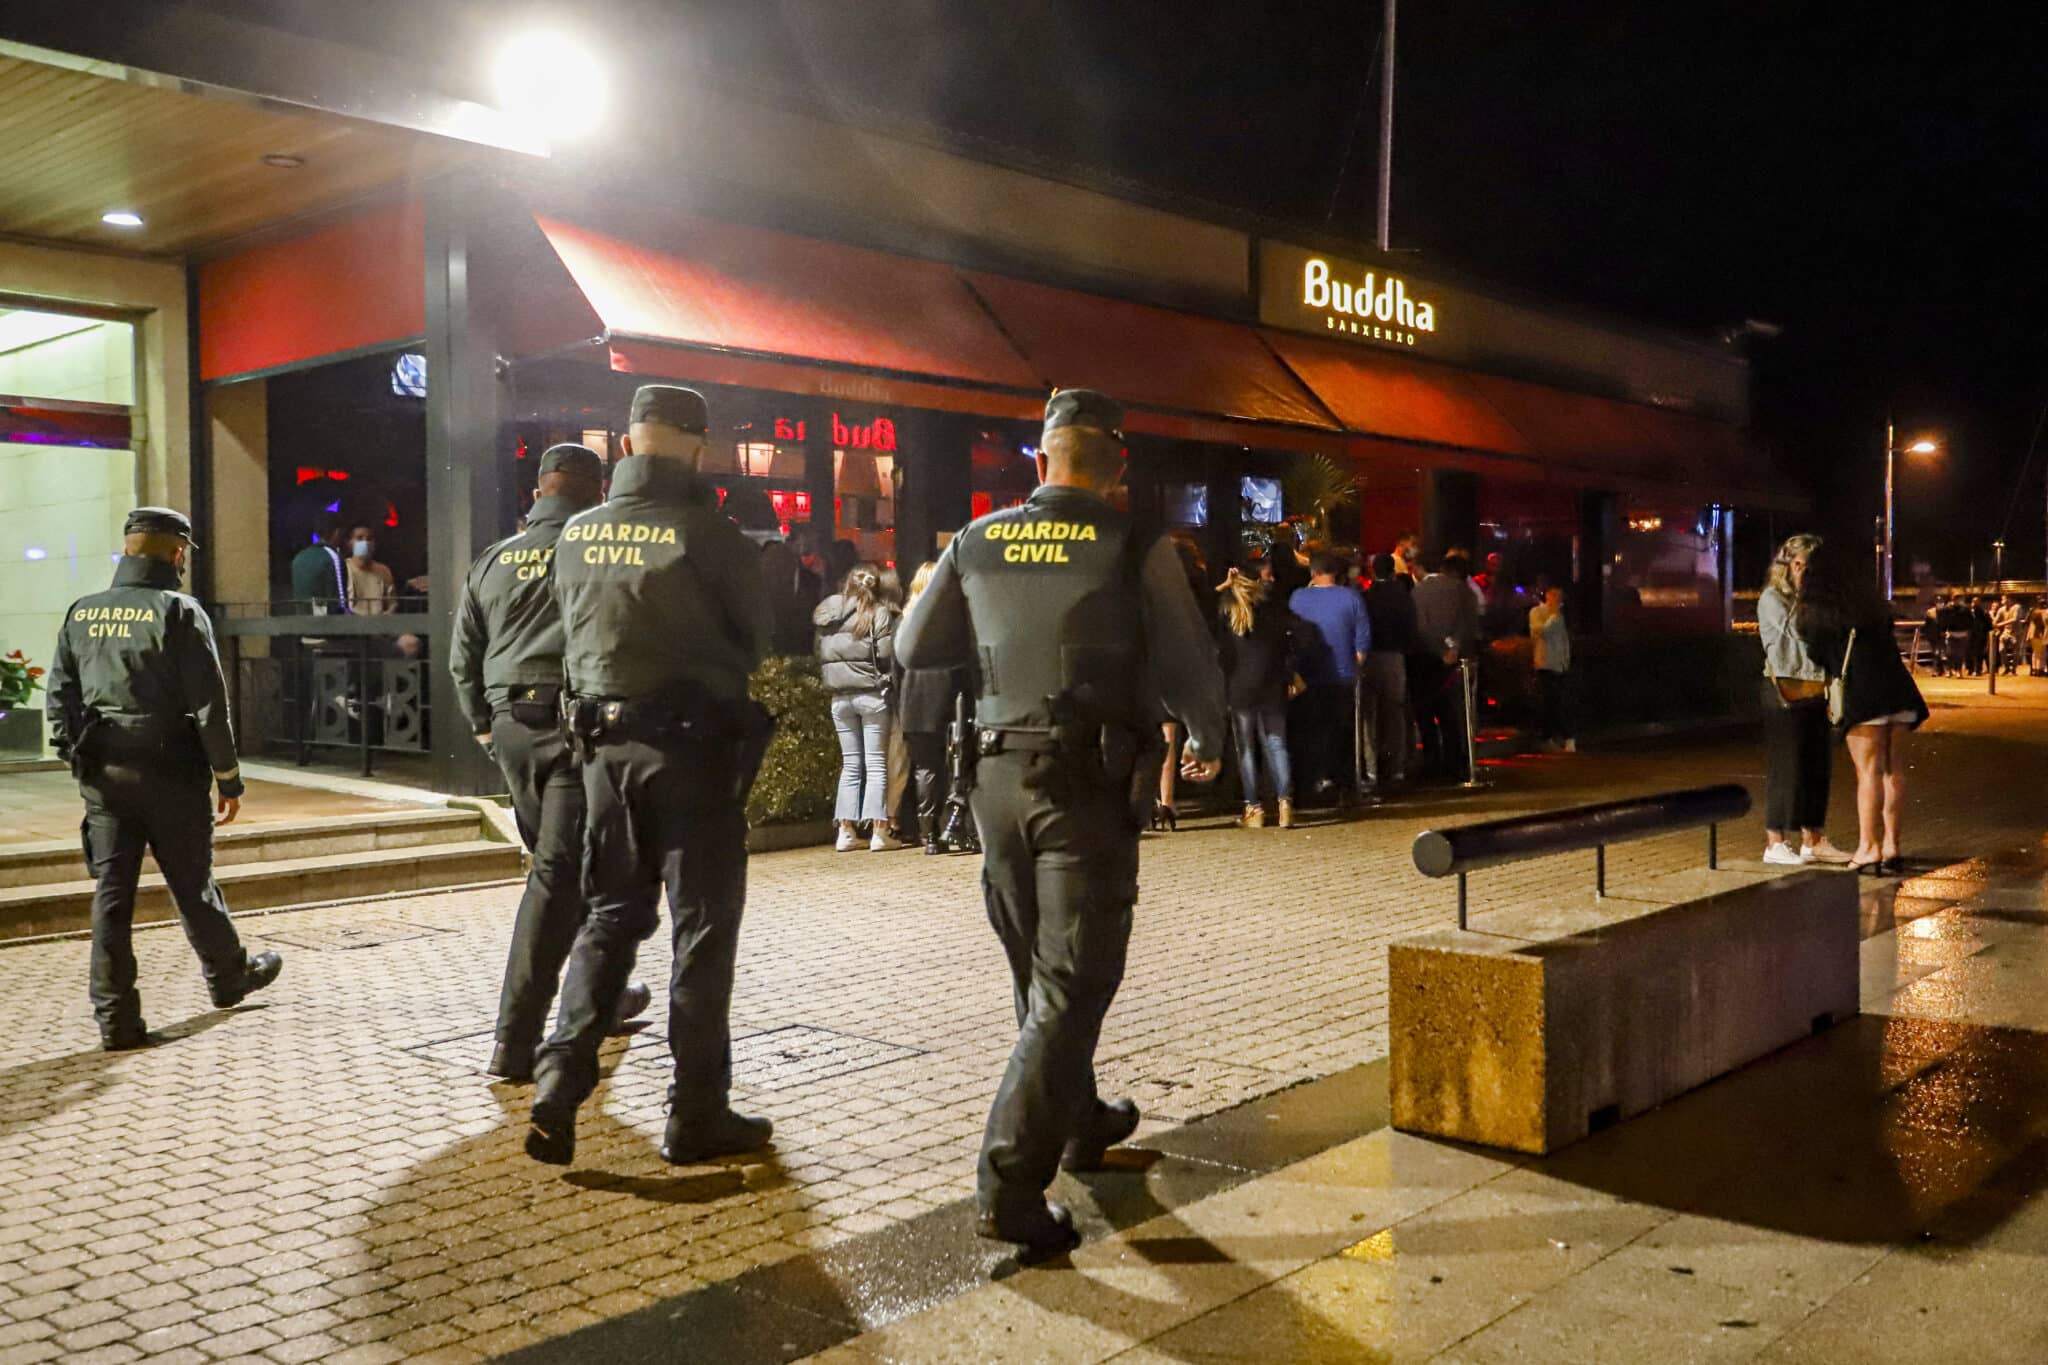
[1,676,2045,1363]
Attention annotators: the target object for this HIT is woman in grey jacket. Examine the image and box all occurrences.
[814,565,899,852]
[1758,535,1851,866]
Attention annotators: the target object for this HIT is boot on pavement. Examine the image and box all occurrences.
[487,1040,535,1083]
[975,1197,1080,1262]
[525,1092,579,1166]
[1062,1097,1141,1171]
[609,982,652,1033]
[210,951,283,1008]
[661,1108,774,1165]
[1276,798,1296,829]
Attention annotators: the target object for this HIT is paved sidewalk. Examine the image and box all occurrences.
[806,844,2048,1363]
[0,682,2042,1362]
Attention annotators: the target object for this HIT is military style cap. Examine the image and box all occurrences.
[628,384,708,435]
[123,506,198,547]
[1043,388,1124,442]
[537,442,604,480]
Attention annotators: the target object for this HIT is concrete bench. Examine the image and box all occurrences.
[1389,865,1858,1154]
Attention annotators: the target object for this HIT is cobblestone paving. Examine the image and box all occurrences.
[1,681,2040,1363]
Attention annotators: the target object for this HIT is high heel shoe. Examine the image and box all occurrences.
[1880,855,1906,876]
[1151,801,1178,832]
[1848,857,1884,875]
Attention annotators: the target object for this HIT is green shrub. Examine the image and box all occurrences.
[746,654,840,825]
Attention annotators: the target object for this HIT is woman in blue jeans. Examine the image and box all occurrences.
[1217,566,1299,828]
[814,565,899,852]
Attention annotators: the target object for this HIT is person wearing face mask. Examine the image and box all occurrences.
[344,525,397,616]
[45,507,283,1051]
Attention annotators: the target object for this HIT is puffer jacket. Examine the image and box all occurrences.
[813,594,898,695]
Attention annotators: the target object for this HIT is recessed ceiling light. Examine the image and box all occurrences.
[101,211,143,228]
[262,153,306,169]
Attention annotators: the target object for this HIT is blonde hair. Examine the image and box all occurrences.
[1768,533,1822,597]
[1220,570,1265,637]
[907,560,937,605]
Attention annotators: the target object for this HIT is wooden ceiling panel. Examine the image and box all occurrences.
[0,54,472,257]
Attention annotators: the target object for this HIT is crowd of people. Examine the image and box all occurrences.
[1920,590,2048,677]
[781,527,1586,844]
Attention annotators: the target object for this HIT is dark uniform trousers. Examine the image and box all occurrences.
[534,732,747,1117]
[82,760,246,1032]
[491,711,587,1054]
[972,751,1137,1213]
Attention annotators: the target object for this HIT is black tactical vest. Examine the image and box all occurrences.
[953,485,1148,729]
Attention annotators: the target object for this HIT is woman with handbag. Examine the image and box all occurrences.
[1758,536,1850,866]
[1795,542,1929,874]
[814,564,899,852]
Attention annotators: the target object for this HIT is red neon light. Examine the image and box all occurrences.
[970,492,994,519]
[768,490,811,521]
[384,501,399,528]
[295,467,351,485]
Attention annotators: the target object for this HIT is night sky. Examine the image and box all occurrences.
[228,0,2048,583]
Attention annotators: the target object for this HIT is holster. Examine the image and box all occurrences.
[506,682,562,728]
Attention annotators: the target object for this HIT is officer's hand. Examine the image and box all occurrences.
[215,795,240,827]
[1180,755,1223,784]
[474,730,493,750]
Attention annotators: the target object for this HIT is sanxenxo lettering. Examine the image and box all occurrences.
[1301,258,1435,346]
[986,519,1098,563]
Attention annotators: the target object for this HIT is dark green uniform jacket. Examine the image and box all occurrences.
[895,484,1228,758]
[46,556,245,798]
[448,495,584,735]
[552,456,771,704]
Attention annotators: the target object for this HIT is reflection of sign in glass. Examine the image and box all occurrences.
[390,352,427,398]
[1165,482,1209,528]
[1259,243,1440,350]
[771,413,899,452]
[1241,476,1284,524]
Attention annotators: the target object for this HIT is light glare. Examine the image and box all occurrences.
[1907,439,1939,454]
[493,31,606,149]
[101,211,144,228]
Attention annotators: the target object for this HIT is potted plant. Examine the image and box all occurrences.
[0,649,47,756]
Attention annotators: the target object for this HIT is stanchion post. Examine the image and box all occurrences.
[1708,822,1719,870]
[1457,871,1467,930]
[1459,658,1486,790]
[1595,843,1606,898]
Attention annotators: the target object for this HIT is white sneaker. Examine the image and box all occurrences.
[835,825,857,853]
[869,827,889,852]
[1762,843,1805,867]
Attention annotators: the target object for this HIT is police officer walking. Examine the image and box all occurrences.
[896,391,1227,1258]
[526,386,775,1167]
[448,444,650,1083]
[46,508,282,1050]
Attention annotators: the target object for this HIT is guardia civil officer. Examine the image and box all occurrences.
[526,386,775,1167]
[46,508,282,1050]
[448,444,651,1083]
[895,390,1228,1258]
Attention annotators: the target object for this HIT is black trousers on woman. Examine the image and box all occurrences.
[1761,683,1832,833]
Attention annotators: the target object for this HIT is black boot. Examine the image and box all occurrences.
[1061,1097,1141,1172]
[609,982,652,1033]
[210,951,283,1008]
[975,1197,1080,1262]
[660,1108,774,1165]
[525,1093,578,1165]
[487,1041,535,1083]
[101,1021,155,1052]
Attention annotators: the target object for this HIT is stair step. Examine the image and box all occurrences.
[0,840,523,941]
[0,808,486,888]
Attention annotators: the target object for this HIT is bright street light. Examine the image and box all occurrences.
[1882,420,1942,605]
[493,30,607,151]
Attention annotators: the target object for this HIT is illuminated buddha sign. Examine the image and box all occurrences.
[1260,242,1442,350]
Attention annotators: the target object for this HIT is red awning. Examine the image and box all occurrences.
[963,272,1340,436]
[198,200,423,383]
[533,209,1043,398]
[1261,330,1533,460]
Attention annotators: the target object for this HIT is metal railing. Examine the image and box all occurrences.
[1413,783,1752,929]
[214,613,430,778]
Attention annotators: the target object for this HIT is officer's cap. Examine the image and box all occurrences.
[537,443,604,481]
[123,506,198,547]
[1042,388,1124,443]
[629,384,708,436]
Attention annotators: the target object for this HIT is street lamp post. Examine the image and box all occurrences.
[1882,418,1940,607]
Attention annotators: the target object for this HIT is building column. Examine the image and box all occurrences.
[424,171,519,796]
[1423,468,1479,561]
[1577,490,1617,636]
[205,381,270,620]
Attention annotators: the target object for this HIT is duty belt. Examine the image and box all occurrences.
[975,725,1058,756]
